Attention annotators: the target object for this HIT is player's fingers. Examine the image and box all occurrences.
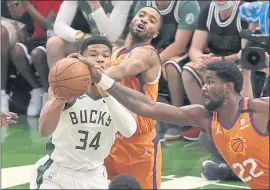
[67,53,80,58]
[77,56,95,67]
[8,120,17,124]
[7,112,18,118]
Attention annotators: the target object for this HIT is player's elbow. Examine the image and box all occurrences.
[122,120,137,138]
[39,124,51,137]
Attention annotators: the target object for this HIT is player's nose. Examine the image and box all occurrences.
[202,84,207,92]
[140,18,147,24]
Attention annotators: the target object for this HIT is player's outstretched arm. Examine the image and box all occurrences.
[98,87,137,138]
[39,88,70,136]
[105,79,208,128]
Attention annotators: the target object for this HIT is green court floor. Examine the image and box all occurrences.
[1,115,248,189]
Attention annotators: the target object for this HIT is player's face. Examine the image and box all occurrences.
[129,7,160,42]
[82,44,111,69]
[202,71,226,111]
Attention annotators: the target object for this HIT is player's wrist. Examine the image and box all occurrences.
[75,31,85,41]
[96,74,115,91]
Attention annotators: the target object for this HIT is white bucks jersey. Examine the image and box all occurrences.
[47,93,117,171]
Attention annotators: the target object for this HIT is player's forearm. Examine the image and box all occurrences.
[103,96,137,138]
[53,1,78,42]
[91,6,130,42]
[104,66,126,82]
[241,69,253,98]
[24,3,47,30]
[160,42,186,63]
[106,82,157,118]
[189,48,204,62]
[39,99,65,136]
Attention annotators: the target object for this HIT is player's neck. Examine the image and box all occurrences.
[126,35,151,49]
[90,85,100,97]
[216,95,242,126]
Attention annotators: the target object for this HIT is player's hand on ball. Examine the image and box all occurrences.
[48,87,72,104]
[68,53,103,83]
[1,112,18,127]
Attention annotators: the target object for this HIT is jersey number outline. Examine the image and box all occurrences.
[75,130,101,150]
[232,158,264,183]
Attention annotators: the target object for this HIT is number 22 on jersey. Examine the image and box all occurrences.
[75,130,101,150]
[233,158,264,183]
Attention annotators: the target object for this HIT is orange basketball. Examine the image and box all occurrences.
[49,57,91,99]
[231,138,244,152]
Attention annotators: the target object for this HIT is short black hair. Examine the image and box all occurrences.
[109,174,141,190]
[206,61,243,93]
[146,6,163,28]
[80,35,112,53]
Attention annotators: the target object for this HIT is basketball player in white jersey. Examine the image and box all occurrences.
[30,36,137,189]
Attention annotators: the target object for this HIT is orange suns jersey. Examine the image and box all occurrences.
[111,45,161,135]
[210,97,269,189]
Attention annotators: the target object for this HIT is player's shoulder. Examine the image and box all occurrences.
[130,45,160,62]
[250,97,269,113]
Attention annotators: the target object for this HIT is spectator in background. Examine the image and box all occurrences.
[1,0,34,112]
[133,0,201,141]
[46,0,133,68]
[9,0,62,117]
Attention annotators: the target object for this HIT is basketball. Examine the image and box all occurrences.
[231,138,244,152]
[49,57,91,99]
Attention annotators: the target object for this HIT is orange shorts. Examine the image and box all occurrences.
[183,61,205,87]
[105,130,162,189]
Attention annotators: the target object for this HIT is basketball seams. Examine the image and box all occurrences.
[55,60,64,97]
[49,74,91,83]
[49,58,91,99]
[54,86,89,92]
[54,59,83,77]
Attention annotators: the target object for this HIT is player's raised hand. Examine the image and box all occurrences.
[194,53,214,71]
[48,87,71,104]
[1,112,18,127]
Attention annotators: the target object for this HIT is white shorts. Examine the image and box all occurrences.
[1,17,28,46]
[30,155,108,189]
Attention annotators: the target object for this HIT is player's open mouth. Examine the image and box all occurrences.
[136,23,146,32]
[203,94,210,101]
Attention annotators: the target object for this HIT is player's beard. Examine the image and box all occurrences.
[129,23,152,43]
[204,96,224,111]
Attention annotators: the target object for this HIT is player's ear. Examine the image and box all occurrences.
[153,31,159,38]
[225,82,234,93]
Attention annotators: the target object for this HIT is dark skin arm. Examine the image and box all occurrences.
[251,97,269,133]
[75,56,210,131]
[103,47,159,82]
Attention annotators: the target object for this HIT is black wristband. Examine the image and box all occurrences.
[222,56,226,61]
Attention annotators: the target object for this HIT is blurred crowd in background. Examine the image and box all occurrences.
[1,0,269,181]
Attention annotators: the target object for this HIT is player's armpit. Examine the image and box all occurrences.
[104,47,159,82]
[252,97,269,115]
